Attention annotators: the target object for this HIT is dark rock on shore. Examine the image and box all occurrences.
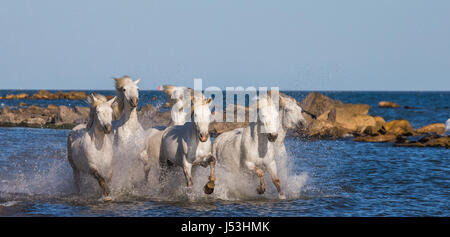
[415,123,446,135]
[0,91,446,149]
[1,90,88,100]
[31,90,88,100]
[378,101,401,108]
[299,92,382,139]
[395,135,450,149]
[3,93,29,100]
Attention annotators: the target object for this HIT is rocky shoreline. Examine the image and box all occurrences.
[1,91,448,148]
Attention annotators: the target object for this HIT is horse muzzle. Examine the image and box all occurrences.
[267,133,278,142]
[199,133,209,142]
[103,124,112,134]
[130,98,138,108]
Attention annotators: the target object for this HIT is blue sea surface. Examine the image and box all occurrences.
[0,90,448,216]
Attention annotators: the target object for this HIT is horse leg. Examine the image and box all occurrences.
[267,161,286,200]
[182,161,193,187]
[255,168,266,194]
[91,168,111,201]
[204,155,216,194]
[73,169,81,194]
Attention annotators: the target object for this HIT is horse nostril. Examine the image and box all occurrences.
[268,133,278,142]
[199,133,209,142]
[104,125,112,134]
[131,98,138,107]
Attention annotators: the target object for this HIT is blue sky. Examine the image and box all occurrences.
[0,0,449,90]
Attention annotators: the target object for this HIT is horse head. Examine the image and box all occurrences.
[114,76,140,109]
[191,95,213,142]
[279,93,307,130]
[87,93,116,134]
[257,92,280,142]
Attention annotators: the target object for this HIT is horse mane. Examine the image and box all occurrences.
[112,76,133,119]
[164,85,194,108]
[87,93,107,130]
[190,94,211,114]
[114,76,133,90]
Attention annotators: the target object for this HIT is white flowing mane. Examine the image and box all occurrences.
[112,76,134,119]
[86,93,108,130]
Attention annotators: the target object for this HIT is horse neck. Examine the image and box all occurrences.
[249,121,265,143]
[121,101,138,126]
[187,122,199,145]
[89,120,107,150]
[277,109,288,144]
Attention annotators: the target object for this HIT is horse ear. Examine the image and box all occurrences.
[87,93,99,106]
[279,95,287,107]
[87,94,94,105]
[163,85,175,96]
[206,97,213,106]
[106,96,116,106]
[134,78,141,85]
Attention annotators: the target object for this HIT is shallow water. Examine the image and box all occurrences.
[0,91,449,216]
[0,126,448,216]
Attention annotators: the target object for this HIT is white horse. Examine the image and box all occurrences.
[159,95,216,194]
[67,93,116,200]
[212,93,286,199]
[275,93,307,158]
[112,76,149,187]
[144,85,194,180]
[446,118,450,134]
[163,85,192,126]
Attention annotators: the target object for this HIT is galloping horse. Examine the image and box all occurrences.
[163,85,192,126]
[212,92,286,199]
[67,93,116,201]
[112,76,149,187]
[159,95,216,194]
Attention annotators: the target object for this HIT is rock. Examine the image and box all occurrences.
[0,111,22,125]
[416,123,446,135]
[31,90,87,100]
[55,106,81,124]
[18,102,27,107]
[378,101,401,108]
[300,92,343,117]
[4,93,29,100]
[74,106,89,124]
[31,90,59,100]
[383,120,414,136]
[47,104,58,112]
[395,135,449,148]
[354,134,398,143]
[209,122,248,137]
[62,91,87,100]
[138,104,171,129]
[299,92,378,138]
[24,117,46,127]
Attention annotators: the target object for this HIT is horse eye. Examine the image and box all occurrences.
[123,88,126,91]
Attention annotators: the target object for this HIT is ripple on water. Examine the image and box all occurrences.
[0,123,449,216]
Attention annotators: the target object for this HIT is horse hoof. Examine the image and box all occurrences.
[256,187,265,195]
[100,196,113,202]
[204,182,215,195]
[278,193,286,200]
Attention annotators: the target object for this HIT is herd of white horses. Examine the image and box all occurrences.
[67,76,311,201]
